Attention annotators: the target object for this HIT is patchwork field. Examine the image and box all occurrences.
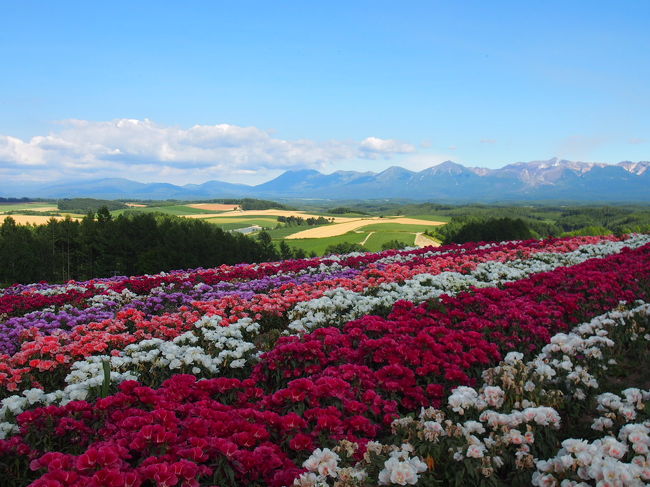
[1,234,649,487]
[284,217,445,239]
[203,208,354,222]
[0,201,445,254]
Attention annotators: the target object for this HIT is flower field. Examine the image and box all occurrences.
[1,234,649,486]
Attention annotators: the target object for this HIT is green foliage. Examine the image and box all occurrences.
[324,242,367,255]
[562,225,613,237]
[255,231,279,261]
[277,215,331,226]
[439,217,534,244]
[57,198,127,213]
[380,239,409,251]
[328,206,369,215]
[239,198,293,210]
[277,240,306,260]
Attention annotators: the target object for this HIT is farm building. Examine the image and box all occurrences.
[232,225,263,235]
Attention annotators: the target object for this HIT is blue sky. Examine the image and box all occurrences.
[1,1,648,184]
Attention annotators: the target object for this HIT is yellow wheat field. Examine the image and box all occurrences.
[0,215,81,225]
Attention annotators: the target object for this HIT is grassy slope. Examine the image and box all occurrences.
[355,222,441,232]
[211,219,278,231]
[280,232,367,255]
[362,231,415,251]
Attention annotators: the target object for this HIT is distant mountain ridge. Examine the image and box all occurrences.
[2,158,649,202]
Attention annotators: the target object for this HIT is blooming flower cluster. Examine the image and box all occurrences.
[0,235,649,486]
[2,235,643,413]
[293,301,650,486]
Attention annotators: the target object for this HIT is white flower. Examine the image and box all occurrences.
[302,448,340,478]
[378,453,427,486]
[482,386,505,408]
[466,443,486,458]
[23,388,45,405]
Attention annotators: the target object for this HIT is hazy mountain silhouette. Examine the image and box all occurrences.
[2,159,649,202]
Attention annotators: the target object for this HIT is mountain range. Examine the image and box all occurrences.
[3,158,650,202]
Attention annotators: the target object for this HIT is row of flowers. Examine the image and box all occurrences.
[0,236,622,357]
[0,240,480,316]
[0,242,648,485]
[295,301,650,486]
[1,235,647,412]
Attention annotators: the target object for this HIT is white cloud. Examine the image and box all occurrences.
[0,135,47,166]
[0,119,415,183]
[480,138,496,144]
[359,136,415,156]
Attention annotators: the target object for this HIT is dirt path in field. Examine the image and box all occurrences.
[285,217,445,239]
[360,232,374,246]
[414,232,441,247]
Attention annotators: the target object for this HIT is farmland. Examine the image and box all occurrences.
[6,200,650,258]
[0,233,649,486]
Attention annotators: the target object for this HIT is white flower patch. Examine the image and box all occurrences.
[378,447,428,486]
[287,234,650,334]
[533,432,649,486]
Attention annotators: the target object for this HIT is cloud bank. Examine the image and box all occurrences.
[0,119,415,183]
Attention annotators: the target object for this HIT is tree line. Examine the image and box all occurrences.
[57,198,128,213]
[0,209,284,286]
[276,215,331,226]
[428,217,534,244]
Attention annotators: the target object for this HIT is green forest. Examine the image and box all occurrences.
[0,210,287,286]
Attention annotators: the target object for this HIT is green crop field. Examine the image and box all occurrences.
[362,231,415,252]
[280,232,367,255]
[206,218,277,231]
